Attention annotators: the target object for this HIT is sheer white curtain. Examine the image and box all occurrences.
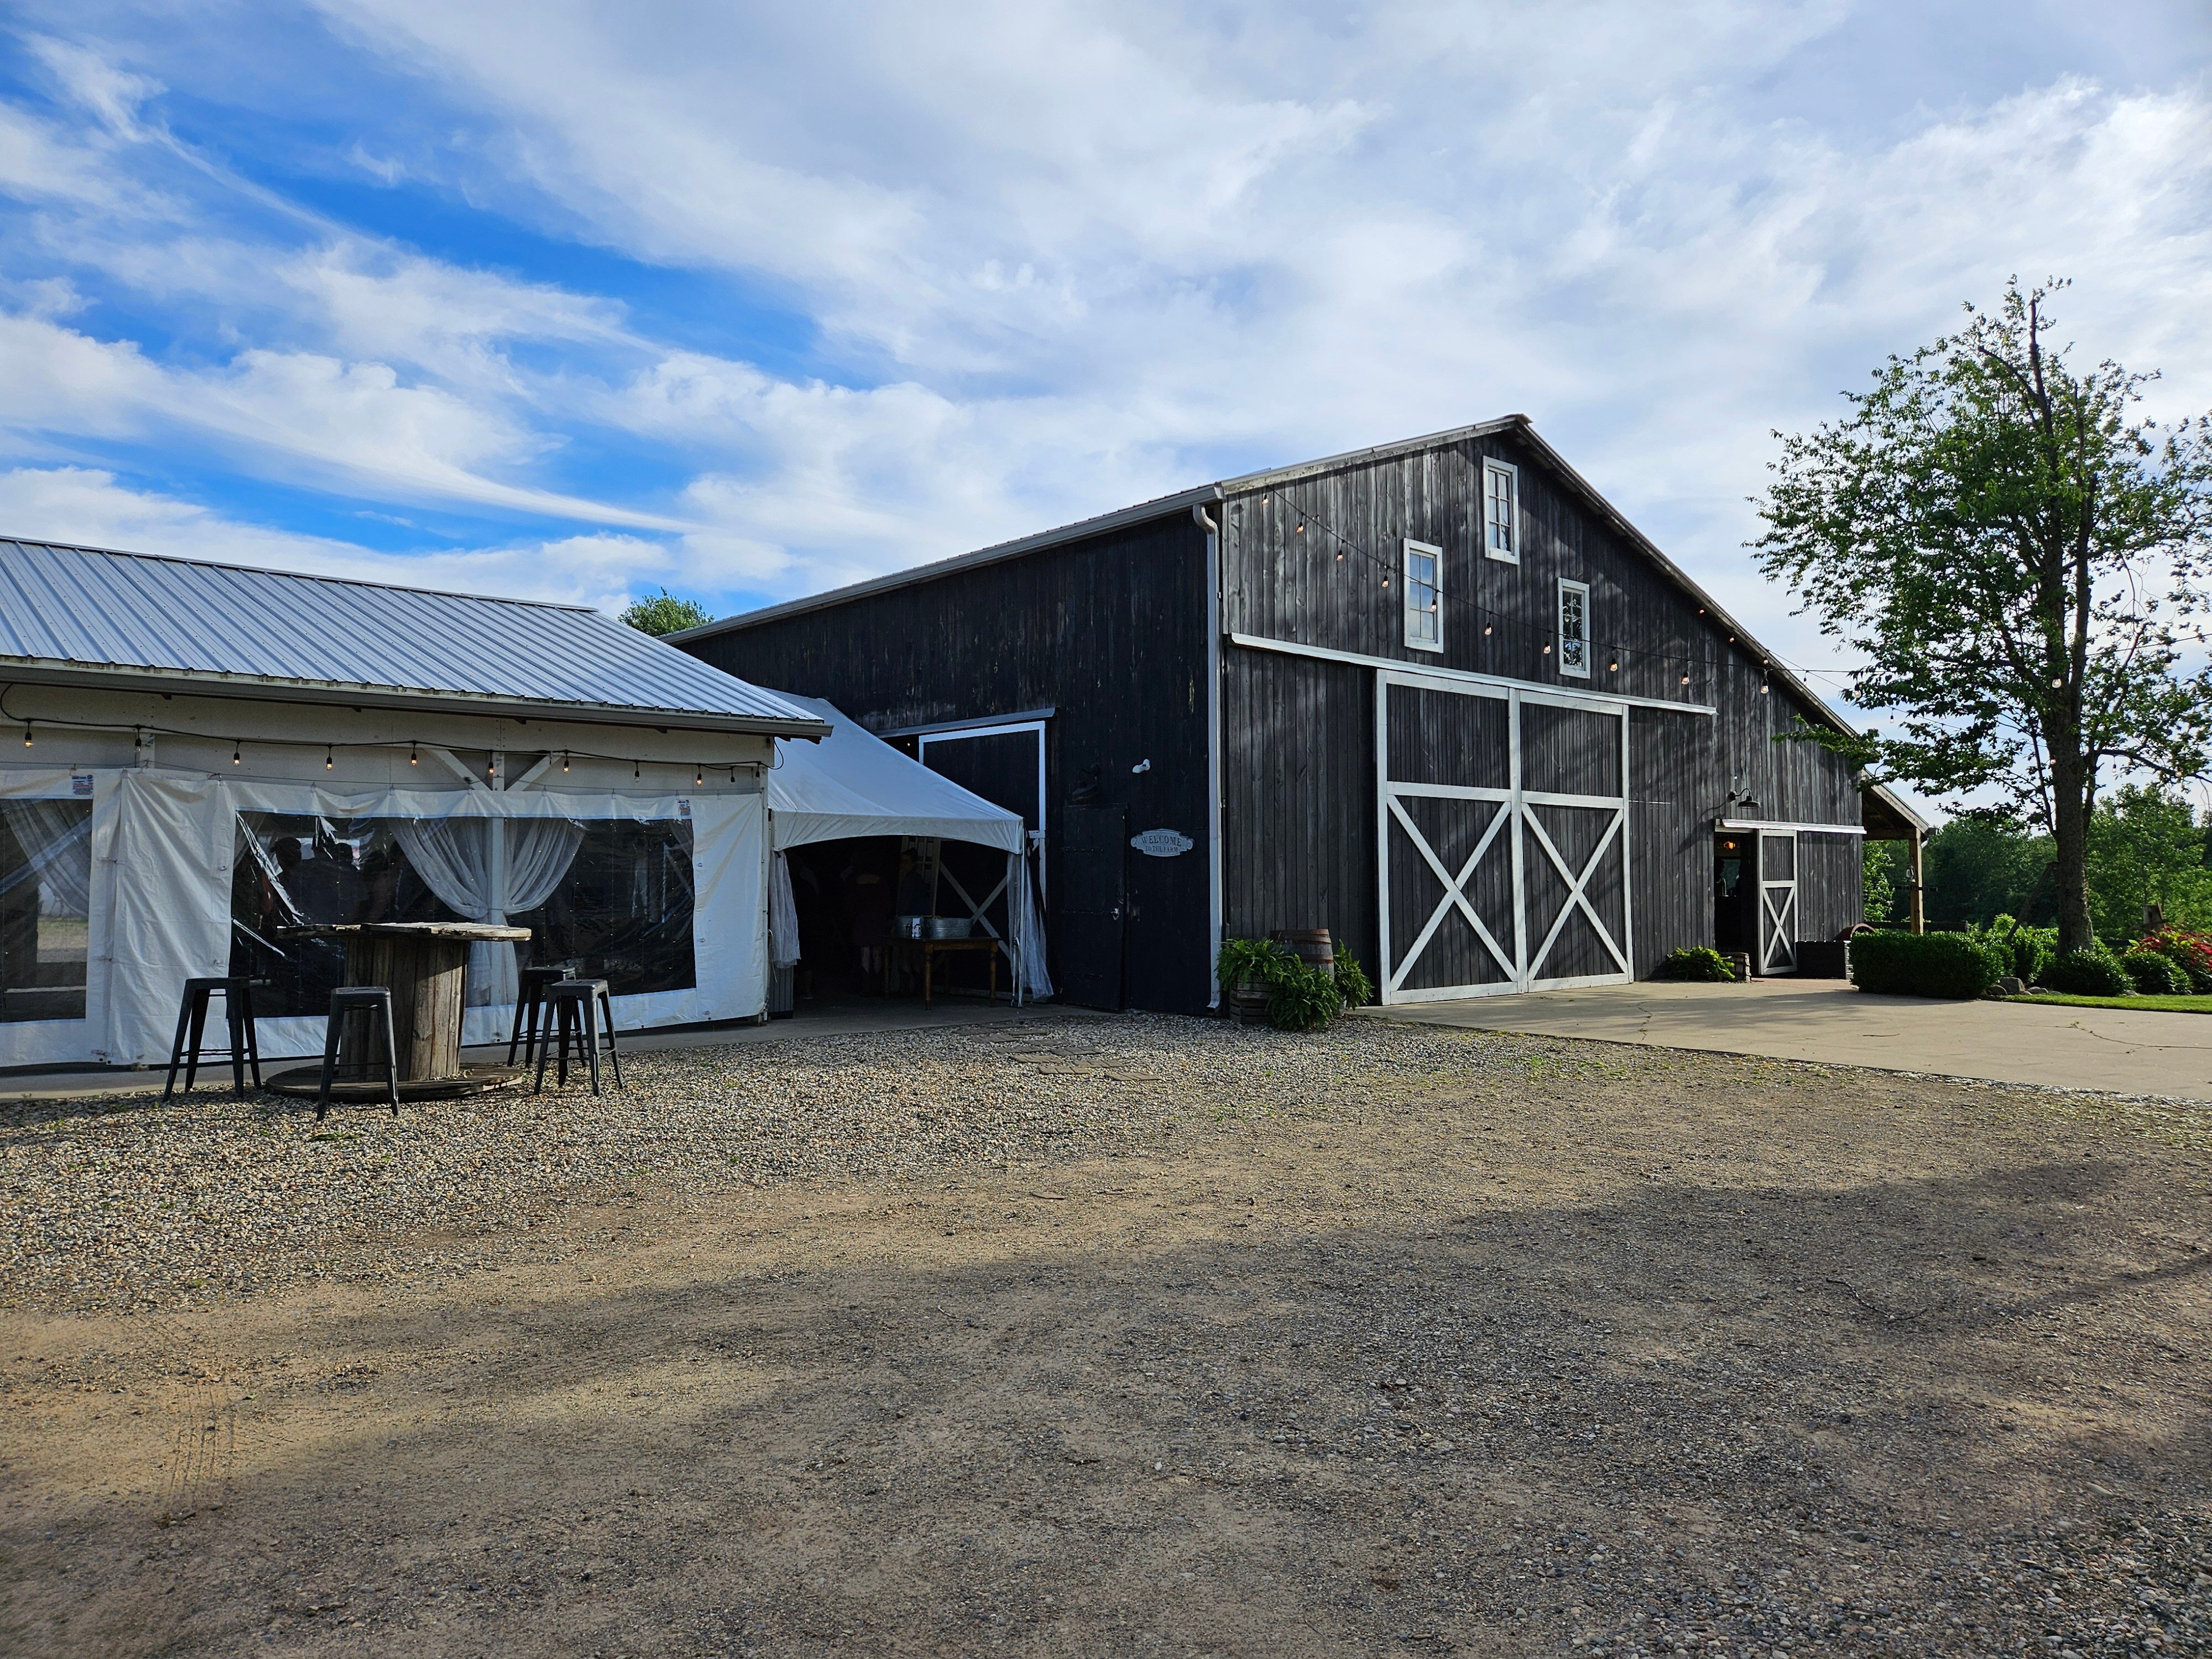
[768,849,801,969]
[1014,841,1052,1000]
[394,816,585,1009]
[0,801,92,917]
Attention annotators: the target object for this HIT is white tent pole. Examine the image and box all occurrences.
[1009,849,1022,1008]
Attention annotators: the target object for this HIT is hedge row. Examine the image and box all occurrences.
[1846,931,2004,999]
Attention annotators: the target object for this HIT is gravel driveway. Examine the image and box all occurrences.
[2,1015,2208,1657]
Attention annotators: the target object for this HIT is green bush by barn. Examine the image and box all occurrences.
[1847,931,2005,999]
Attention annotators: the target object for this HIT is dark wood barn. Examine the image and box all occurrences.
[674,417,1926,1014]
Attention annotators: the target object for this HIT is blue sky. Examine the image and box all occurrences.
[1,0,2208,726]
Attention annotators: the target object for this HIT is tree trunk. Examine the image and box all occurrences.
[2051,753,2095,954]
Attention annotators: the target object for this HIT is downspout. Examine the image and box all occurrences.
[1194,502,1224,1008]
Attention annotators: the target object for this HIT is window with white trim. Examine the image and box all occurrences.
[1483,460,1519,563]
[1557,578,1590,677]
[1402,538,1442,652]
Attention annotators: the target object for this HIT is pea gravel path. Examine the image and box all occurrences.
[2,1015,2208,1658]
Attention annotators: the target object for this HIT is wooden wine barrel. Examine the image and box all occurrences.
[1269,928,1335,970]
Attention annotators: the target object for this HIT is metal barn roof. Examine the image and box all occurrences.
[0,538,829,737]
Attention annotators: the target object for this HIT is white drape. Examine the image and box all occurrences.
[394,817,585,1009]
[0,800,92,917]
[768,849,801,968]
[1015,841,1052,1000]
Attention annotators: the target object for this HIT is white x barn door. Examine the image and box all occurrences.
[1376,672,1633,1002]
[1757,831,1798,974]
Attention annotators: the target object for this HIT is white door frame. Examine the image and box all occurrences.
[1376,669,1633,1002]
[916,718,1048,902]
[1758,829,1798,974]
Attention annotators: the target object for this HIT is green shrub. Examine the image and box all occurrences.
[2143,929,2212,992]
[1333,946,1375,1009]
[2039,947,2131,997]
[1215,935,1370,1029]
[1847,931,2004,998]
[2121,950,2189,995]
[1655,946,1736,982]
[1970,915,2055,984]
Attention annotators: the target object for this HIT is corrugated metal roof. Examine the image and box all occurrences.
[0,537,827,734]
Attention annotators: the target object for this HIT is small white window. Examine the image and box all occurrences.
[1557,578,1590,678]
[1483,460,1519,563]
[1402,539,1442,651]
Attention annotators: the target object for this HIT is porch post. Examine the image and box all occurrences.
[1908,826,1925,936]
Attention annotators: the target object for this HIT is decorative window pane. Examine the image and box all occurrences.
[1403,539,1443,651]
[1484,462,1519,562]
[1557,578,1590,677]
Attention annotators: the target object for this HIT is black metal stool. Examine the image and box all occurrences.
[507,964,575,1066]
[162,976,263,1099]
[316,985,400,1121]
[533,978,623,1094]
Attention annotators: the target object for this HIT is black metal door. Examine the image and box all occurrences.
[1057,804,1125,1010]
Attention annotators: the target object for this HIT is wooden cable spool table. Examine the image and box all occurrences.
[267,921,533,1101]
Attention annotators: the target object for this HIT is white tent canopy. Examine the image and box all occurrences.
[764,696,1050,999]
[766,697,1023,852]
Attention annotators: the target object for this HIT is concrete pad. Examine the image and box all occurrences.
[1365,977,2212,1100]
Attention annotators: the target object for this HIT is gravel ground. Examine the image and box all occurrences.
[2,1014,2209,1657]
[1,1013,1457,1312]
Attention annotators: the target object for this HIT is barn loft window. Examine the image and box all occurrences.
[1557,578,1590,677]
[1483,461,1520,563]
[1403,538,1443,653]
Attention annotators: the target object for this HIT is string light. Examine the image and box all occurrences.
[20,721,30,748]
[324,745,333,770]
[409,743,418,765]
[232,740,242,765]
[694,764,703,786]
[633,759,640,780]
[487,754,499,780]
[562,751,571,773]
[1608,658,1619,673]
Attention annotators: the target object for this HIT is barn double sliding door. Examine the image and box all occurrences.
[1375,670,1632,1002]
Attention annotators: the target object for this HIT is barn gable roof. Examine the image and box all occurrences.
[676,418,1926,829]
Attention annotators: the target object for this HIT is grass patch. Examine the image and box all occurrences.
[2002,992,2212,1015]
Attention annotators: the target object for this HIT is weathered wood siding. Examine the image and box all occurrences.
[1219,429,1863,973]
[1794,834,1864,943]
[682,514,1215,1013]
[1220,647,1378,972]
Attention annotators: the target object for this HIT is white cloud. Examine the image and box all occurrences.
[0,465,672,613]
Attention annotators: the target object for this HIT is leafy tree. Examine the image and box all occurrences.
[1862,839,1903,922]
[1921,817,2054,930]
[620,588,714,637]
[1754,280,2212,953]
[2083,782,2212,936]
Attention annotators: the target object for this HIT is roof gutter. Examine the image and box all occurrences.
[0,659,833,741]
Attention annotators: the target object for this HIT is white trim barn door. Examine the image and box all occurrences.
[1376,671,1632,1002]
[1757,830,1798,974]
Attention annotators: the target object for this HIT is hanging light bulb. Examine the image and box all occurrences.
[1680,668,1692,686]
[562,751,571,773]
[232,740,242,766]
[487,754,499,780]
[324,745,333,770]
[20,720,31,749]
[1608,658,1619,673]
[409,743,419,766]
[1335,549,1343,562]
[633,758,640,780]
[1295,518,1305,534]
[1760,667,1771,695]
[694,764,703,786]
[729,766,739,784]
[1542,643,1552,655]
[1483,623,1492,636]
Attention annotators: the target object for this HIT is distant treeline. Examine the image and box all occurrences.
[1867,785,2212,943]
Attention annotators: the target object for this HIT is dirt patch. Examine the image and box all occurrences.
[2,1021,2208,1657]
